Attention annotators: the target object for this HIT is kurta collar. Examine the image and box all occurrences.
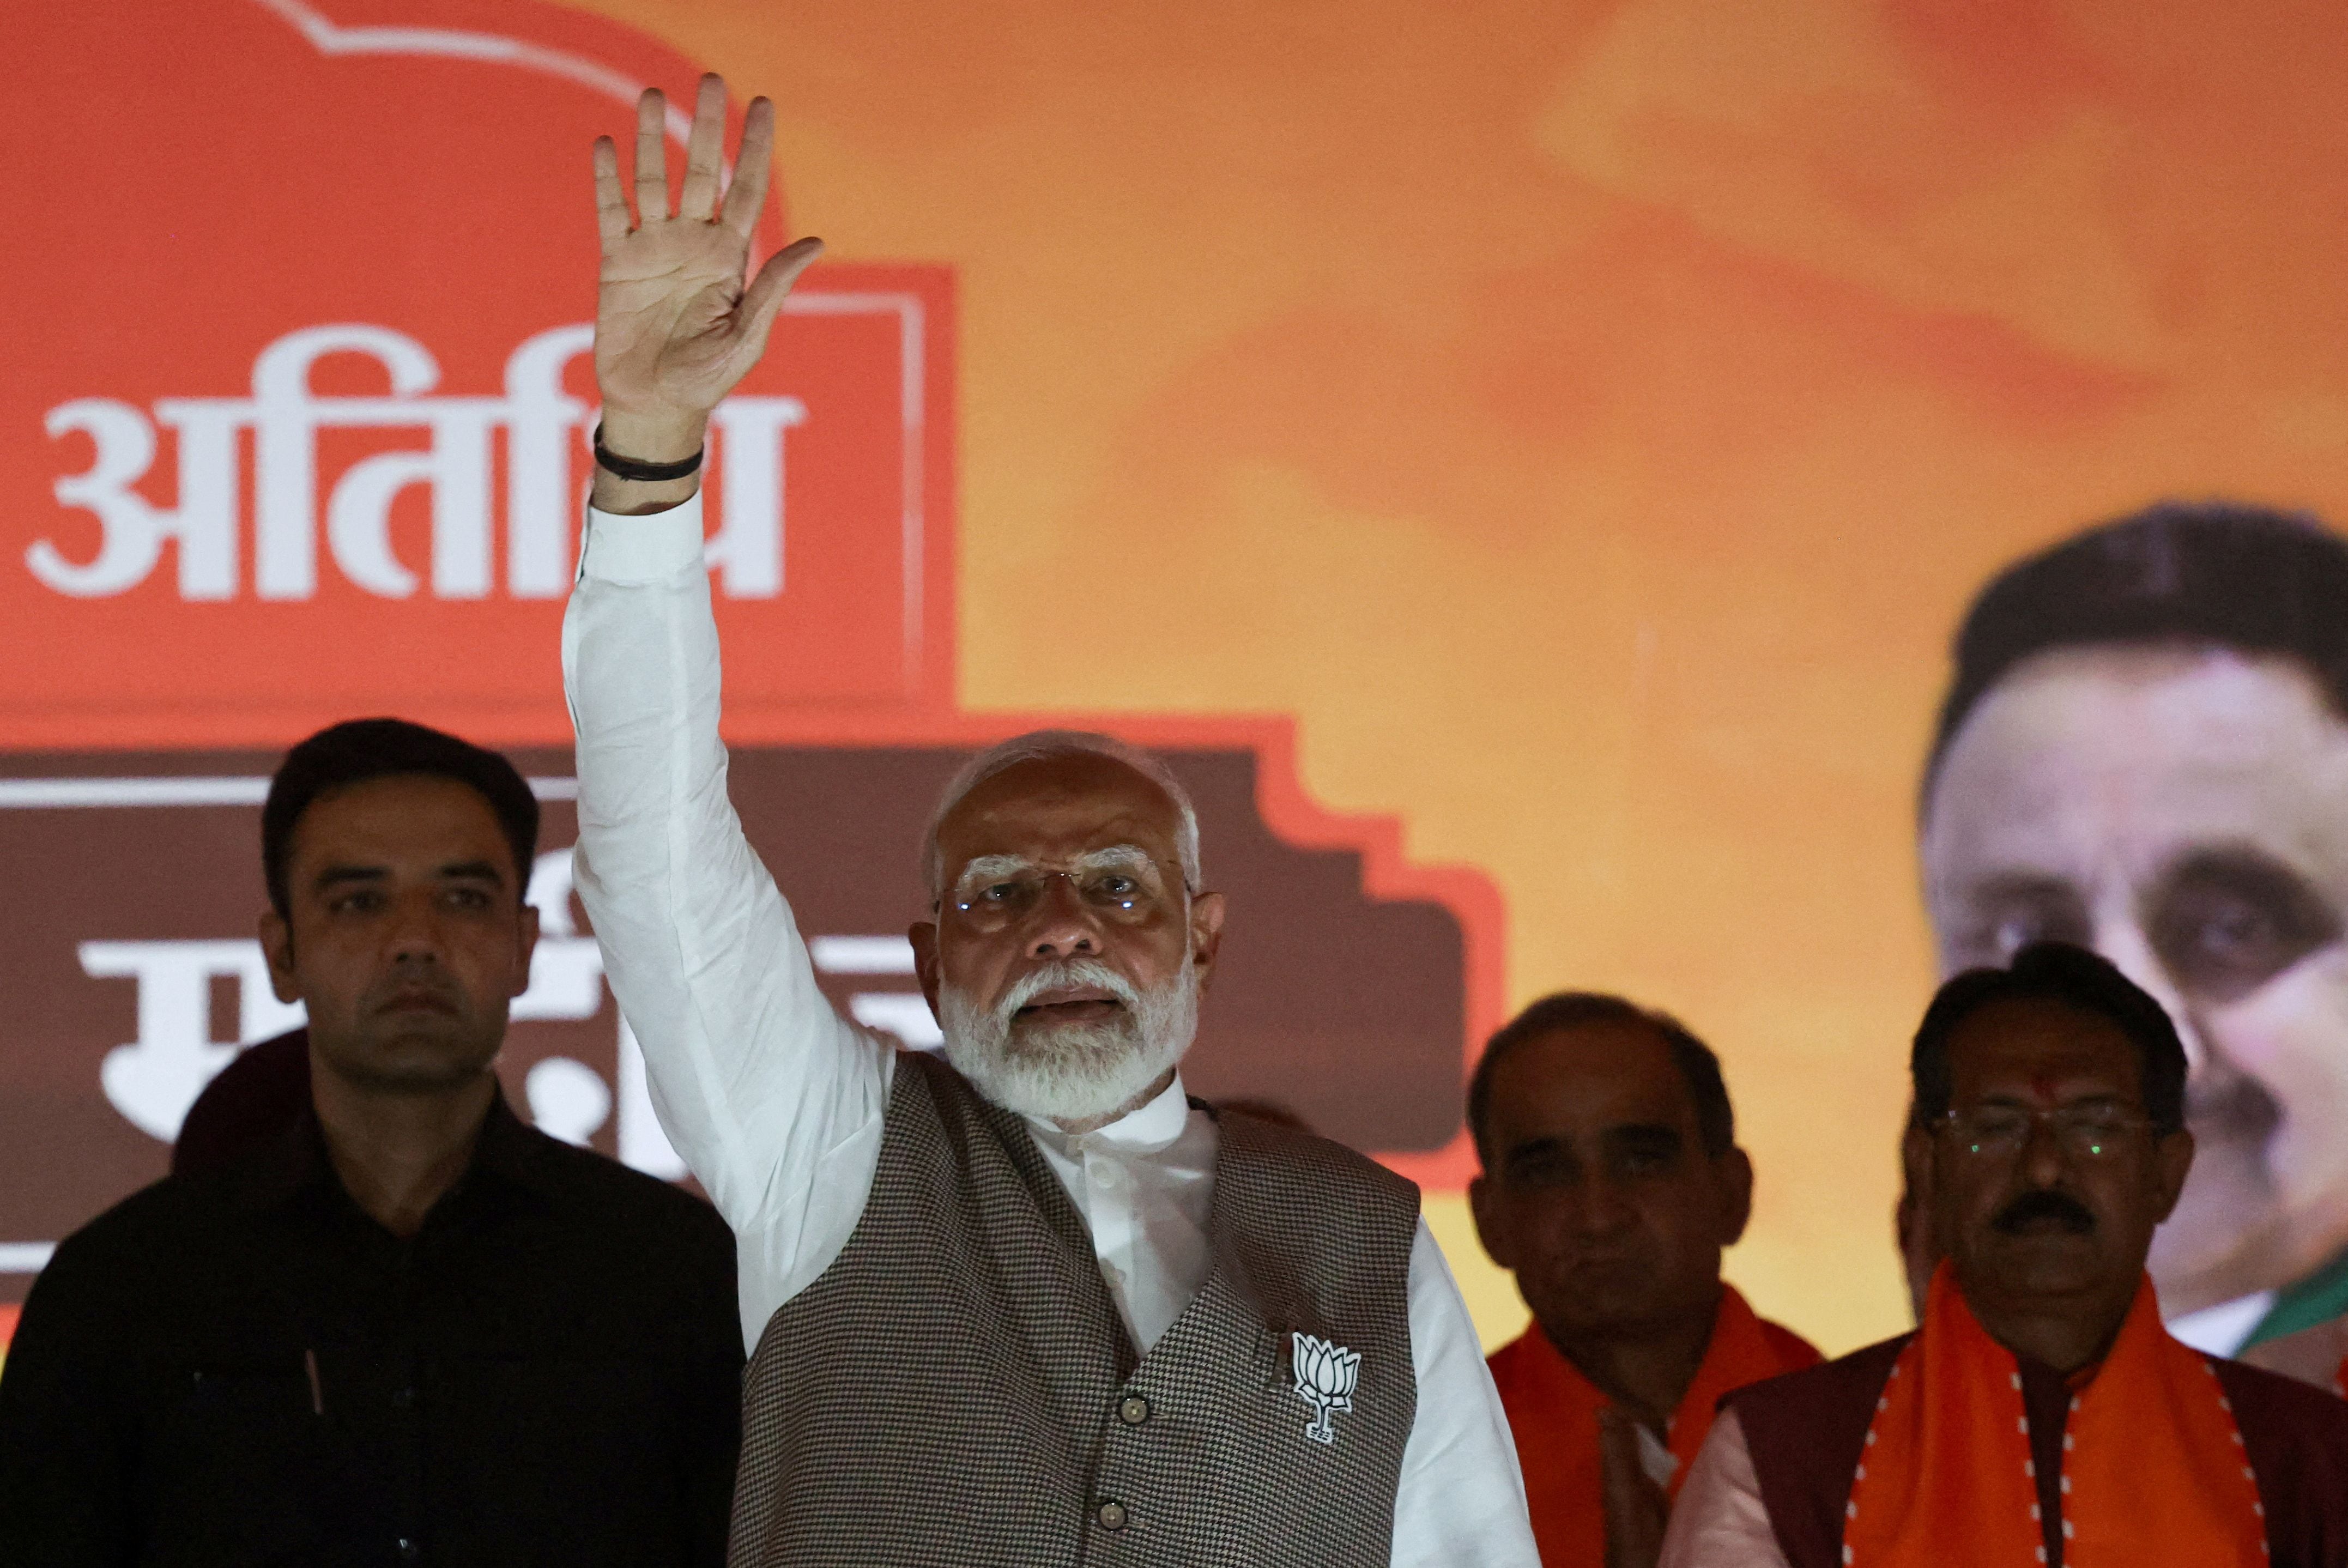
[1024,1069,1194,1158]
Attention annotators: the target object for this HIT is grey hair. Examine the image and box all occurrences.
[922,730,1202,899]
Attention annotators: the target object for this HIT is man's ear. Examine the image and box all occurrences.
[1188,891,1227,996]
[259,908,301,1005]
[1901,1122,1936,1226]
[1467,1171,1515,1269]
[1716,1146,1756,1248]
[910,919,941,1014]
[509,902,541,1000]
[2150,1127,2196,1224]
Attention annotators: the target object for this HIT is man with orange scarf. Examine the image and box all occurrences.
[1471,994,1821,1567]
[1661,943,2348,1568]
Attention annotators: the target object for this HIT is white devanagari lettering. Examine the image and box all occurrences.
[706,396,807,597]
[27,323,801,603]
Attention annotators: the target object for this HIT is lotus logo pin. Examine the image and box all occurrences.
[1290,1331,1361,1445]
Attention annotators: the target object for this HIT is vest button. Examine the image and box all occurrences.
[1118,1395,1150,1426]
[1098,1500,1128,1531]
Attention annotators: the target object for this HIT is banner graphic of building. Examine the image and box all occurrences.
[1,0,1504,1320]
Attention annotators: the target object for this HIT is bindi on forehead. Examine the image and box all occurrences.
[1950,1001,2140,1106]
[2011,1067,2122,1109]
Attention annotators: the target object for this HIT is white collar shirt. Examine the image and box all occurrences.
[565,494,1538,1568]
[1022,1074,1218,1354]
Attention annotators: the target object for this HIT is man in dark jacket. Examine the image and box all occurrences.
[0,718,742,1568]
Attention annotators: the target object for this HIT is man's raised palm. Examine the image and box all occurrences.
[592,75,822,457]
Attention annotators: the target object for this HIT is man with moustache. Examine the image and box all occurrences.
[0,719,743,1566]
[1471,994,1819,1568]
[563,76,1535,1566]
[1659,943,2348,1568]
[1920,503,2348,1357]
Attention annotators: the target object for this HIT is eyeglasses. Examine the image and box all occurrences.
[946,855,1189,934]
[1935,1106,2158,1161]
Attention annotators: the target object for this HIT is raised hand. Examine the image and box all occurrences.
[590,74,822,505]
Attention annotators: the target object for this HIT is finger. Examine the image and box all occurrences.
[591,136,632,246]
[719,96,776,241]
[679,74,727,221]
[634,87,670,222]
[737,235,826,343]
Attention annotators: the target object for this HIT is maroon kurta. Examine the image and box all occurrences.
[1723,1334,2348,1568]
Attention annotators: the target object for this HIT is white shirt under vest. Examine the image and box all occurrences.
[565,494,1539,1568]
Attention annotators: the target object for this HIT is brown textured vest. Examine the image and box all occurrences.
[1726,1332,2348,1568]
[728,1052,1421,1567]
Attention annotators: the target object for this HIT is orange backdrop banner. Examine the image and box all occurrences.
[14,0,2348,1357]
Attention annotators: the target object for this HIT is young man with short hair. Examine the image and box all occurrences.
[0,719,742,1567]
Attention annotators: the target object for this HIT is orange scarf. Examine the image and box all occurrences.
[1846,1263,2266,1567]
[1488,1285,1820,1567]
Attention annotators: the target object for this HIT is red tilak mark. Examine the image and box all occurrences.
[2029,1072,2060,1103]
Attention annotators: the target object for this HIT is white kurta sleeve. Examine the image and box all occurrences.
[1389,1220,1542,1567]
[564,493,896,1349]
[1657,1409,1790,1568]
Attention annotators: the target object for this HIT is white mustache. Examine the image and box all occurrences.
[939,947,1200,1122]
[998,959,1142,1022]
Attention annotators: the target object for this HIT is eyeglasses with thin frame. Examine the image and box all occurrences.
[1934,1105,2159,1161]
[944,850,1192,933]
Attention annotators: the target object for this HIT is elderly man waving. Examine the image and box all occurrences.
[562,76,1536,1567]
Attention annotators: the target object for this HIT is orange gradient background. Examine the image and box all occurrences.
[13,0,2348,1373]
[532,0,2348,1355]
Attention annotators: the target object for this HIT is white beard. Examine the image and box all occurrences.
[938,952,1200,1124]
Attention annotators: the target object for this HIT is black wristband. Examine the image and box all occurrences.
[592,423,705,483]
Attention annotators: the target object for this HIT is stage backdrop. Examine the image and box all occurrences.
[13,0,2348,1364]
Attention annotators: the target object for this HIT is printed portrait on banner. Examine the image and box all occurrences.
[1922,505,2348,1354]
